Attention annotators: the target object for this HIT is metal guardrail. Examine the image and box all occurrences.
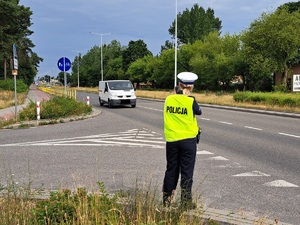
[37,87,76,99]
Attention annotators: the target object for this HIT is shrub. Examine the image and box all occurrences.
[233,91,249,102]
[0,79,28,93]
[273,84,288,93]
[34,182,122,224]
[19,96,92,120]
[233,91,300,107]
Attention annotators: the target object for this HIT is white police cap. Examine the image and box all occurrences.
[177,72,198,85]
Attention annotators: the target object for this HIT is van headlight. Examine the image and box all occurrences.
[131,92,136,97]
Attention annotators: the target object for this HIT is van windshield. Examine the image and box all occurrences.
[108,81,133,90]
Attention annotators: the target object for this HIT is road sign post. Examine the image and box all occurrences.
[13,43,18,120]
[57,57,71,95]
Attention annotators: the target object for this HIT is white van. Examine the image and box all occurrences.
[98,80,136,108]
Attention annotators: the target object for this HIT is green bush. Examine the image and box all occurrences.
[0,78,28,93]
[273,84,289,93]
[34,182,122,224]
[19,96,92,120]
[232,91,248,102]
[233,91,300,107]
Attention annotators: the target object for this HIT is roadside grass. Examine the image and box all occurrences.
[0,175,281,225]
[0,90,27,109]
[0,180,211,225]
[0,95,92,128]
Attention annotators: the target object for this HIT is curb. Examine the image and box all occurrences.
[196,207,292,225]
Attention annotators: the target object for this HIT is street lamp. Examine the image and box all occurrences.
[89,32,112,81]
[174,0,178,88]
[72,50,80,88]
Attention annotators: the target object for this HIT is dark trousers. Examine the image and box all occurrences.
[163,137,196,202]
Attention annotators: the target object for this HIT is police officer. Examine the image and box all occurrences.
[163,72,202,209]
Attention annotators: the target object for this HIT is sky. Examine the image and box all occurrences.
[19,0,294,79]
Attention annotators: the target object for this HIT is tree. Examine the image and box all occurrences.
[151,49,175,89]
[168,4,222,45]
[189,32,241,90]
[241,7,300,87]
[160,40,174,53]
[57,72,71,85]
[70,53,81,86]
[78,46,100,86]
[279,1,300,13]
[103,40,124,80]
[126,55,155,87]
[122,40,152,71]
[0,0,41,83]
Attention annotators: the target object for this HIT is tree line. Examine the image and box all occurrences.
[2,1,300,92]
[0,0,42,86]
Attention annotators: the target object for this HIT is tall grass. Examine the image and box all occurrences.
[0,180,209,225]
[0,90,27,109]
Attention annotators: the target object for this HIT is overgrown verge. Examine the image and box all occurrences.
[0,79,28,110]
[233,91,300,108]
[0,78,28,93]
[19,96,92,121]
[0,96,92,128]
[0,181,210,225]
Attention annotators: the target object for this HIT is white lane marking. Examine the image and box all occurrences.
[217,163,244,168]
[139,106,163,112]
[279,133,300,139]
[197,150,214,155]
[208,156,229,161]
[201,118,211,121]
[0,128,165,149]
[263,180,299,188]
[219,121,233,125]
[233,171,270,177]
[35,142,165,148]
[244,126,262,131]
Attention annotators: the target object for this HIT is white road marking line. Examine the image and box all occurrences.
[219,121,232,125]
[0,128,165,148]
[139,106,163,112]
[197,150,214,155]
[217,163,244,168]
[233,171,270,177]
[200,118,211,121]
[279,133,300,138]
[263,180,299,188]
[208,156,229,161]
[37,142,165,148]
[244,126,262,131]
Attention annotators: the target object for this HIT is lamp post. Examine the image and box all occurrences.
[89,32,112,81]
[72,50,80,88]
[174,0,178,88]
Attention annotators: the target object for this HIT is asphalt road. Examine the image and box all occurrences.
[0,92,299,224]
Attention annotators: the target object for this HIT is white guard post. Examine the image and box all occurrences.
[36,101,40,120]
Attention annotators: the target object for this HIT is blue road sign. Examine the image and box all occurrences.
[57,57,71,72]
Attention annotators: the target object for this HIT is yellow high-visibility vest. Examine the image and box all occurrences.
[164,94,198,142]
